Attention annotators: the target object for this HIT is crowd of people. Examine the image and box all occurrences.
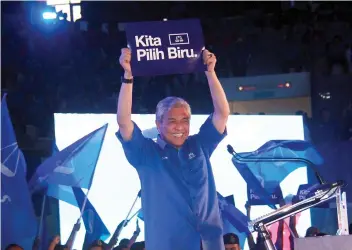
[2,2,352,250]
[2,5,352,141]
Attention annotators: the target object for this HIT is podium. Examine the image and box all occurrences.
[294,235,352,250]
[228,142,349,250]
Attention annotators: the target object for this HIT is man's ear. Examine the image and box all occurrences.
[155,120,160,134]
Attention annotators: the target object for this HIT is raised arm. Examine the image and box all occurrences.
[65,221,80,249]
[117,48,135,141]
[203,50,230,134]
[127,220,141,248]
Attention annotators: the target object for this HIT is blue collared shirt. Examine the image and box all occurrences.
[116,115,227,250]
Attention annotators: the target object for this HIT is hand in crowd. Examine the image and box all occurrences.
[73,221,81,232]
[48,235,61,250]
[135,219,141,235]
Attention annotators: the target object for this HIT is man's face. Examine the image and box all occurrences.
[225,244,240,250]
[156,106,190,148]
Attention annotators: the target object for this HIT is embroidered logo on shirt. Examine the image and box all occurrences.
[188,153,195,160]
[162,156,168,160]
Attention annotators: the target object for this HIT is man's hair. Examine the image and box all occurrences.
[130,241,145,250]
[5,244,24,250]
[223,233,239,245]
[118,238,129,247]
[305,226,319,237]
[54,245,68,250]
[155,96,191,123]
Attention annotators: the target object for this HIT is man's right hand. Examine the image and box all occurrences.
[119,48,132,77]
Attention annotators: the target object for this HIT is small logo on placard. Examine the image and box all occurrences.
[168,33,190,45]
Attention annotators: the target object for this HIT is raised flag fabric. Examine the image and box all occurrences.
[1,94,37,249]
[217,193,249,234]
[217,193,249,249]
[72,187,110,249]
[47,184,79,206]
[232,158,278,209]
[45,144,79,206]
[137,209,144,221]
[247,180,283,206]
[124,19,205,76]
[29,124,108,192]
[232,140,323,208]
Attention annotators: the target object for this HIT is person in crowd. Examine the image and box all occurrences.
[305,226,320,237]
[5,244,24,250]
[114,239,130,250]
[316,232,327,236]
[47,235,69,250]
[111,218,141,249]
[88,239,109,250]
[311,108,339,144]
[223,233,241,250]
[130,241,145,250]
[116,47,230,250]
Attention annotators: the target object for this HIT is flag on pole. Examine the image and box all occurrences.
[29,124,108,193]
[217,193,249,249]
[232,140,323,208]
[72,187,110,249]
[1,94,37,249]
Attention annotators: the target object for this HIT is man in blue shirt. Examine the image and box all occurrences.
[116,48,230,250]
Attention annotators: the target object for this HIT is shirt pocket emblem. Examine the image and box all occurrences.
[188,152,196,160]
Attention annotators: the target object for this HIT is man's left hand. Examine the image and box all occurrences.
[203,49,216,72]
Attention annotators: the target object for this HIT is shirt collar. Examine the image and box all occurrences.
[157,135,185,150]
[156,135,167,149]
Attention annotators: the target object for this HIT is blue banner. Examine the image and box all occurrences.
[247,181,283,205]
[296,184,330,208]
[124,19,205,76]
[217,192,250,234]
[1,94,37,249]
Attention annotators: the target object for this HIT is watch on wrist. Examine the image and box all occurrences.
[121,76,133,84]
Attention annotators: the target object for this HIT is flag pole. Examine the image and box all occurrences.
[108,190,141,246]
[126,208,141,223]
[37,195,47,237]
[66,188,91,250]
[78,188,91,221]
[121,190,141,229]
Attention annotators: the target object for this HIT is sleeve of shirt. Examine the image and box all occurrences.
[115,122,153,168]
[196,114,227,157]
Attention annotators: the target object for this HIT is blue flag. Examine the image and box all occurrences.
[1,94,37,249]
[217,193,249,234]
[45,144,79,206]
[137,209,144,221]
[29,124,108,193]
[232,140,323,208]
[72,187,110,249]
[217,193,249,249]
